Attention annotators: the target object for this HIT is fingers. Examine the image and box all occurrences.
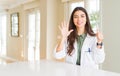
[69,29,74,33]
[63,21,68,28]
[59,21,69,30]
[67,29,74,36]
[58,21,73,38]
[96,31,103,37]
[96,30,103,37]
[96,30,104,42]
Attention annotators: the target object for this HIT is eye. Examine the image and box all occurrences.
[81,14,85,18]
[73,15,78,18]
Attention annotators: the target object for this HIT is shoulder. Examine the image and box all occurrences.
[86,33,97,41]
[86,33,96,38]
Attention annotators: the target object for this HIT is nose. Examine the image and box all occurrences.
[78,16,82,21]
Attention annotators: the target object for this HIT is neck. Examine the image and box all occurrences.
[77,27,85,35]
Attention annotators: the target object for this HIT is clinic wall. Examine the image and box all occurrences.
[39,0,47,59]
[46,0,58,60]
[6,0,62,60]
[46,0,64,60]
[6,0,40,61]
[7,6,23,61]
[102,0,120,73]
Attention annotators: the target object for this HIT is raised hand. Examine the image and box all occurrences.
[96,30,104,43]
[59,21,73,40]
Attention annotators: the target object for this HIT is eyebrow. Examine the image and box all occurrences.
[73,14,85,16]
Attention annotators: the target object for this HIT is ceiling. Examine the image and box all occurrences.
[0,0,35,10]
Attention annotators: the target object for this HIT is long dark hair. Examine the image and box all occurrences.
[67,7,95,55]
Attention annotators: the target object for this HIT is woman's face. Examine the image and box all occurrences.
[73,10,86,28]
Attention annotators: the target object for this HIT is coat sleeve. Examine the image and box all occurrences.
[92,38,105,64]
[53,41,67,59]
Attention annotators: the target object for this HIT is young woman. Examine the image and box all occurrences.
[54,7,105,69]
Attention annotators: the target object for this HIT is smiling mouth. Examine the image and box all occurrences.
[77,22,83,25]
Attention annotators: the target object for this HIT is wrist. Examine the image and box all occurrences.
[97,42,103,49]
[97,40,102,43]
[61,37,67,42]
[97,42,103,46]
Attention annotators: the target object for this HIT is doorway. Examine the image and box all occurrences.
[27,10,40,62]
[0,13,6,56]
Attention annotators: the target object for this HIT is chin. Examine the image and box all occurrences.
[77,25,84,28]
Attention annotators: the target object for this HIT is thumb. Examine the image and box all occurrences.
[68,29,73,36]
[69,29,73,33]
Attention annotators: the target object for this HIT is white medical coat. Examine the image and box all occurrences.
[54,34,105,69]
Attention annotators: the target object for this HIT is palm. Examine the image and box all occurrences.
[59,22,73,39]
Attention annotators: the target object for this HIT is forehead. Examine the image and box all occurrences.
[74,10,85,15]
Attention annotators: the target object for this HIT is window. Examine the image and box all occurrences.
[11,13,19,37]
[0,13,6,56]
[88,0,100,33]
[70,1,84,13]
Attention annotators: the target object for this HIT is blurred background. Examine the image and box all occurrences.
[0,0,120,73]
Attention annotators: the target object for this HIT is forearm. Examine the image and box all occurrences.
[56,38,66,52]
[94,46,105,64]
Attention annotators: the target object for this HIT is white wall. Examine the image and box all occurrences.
[39,0,62,59]
[102,0,120,73]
